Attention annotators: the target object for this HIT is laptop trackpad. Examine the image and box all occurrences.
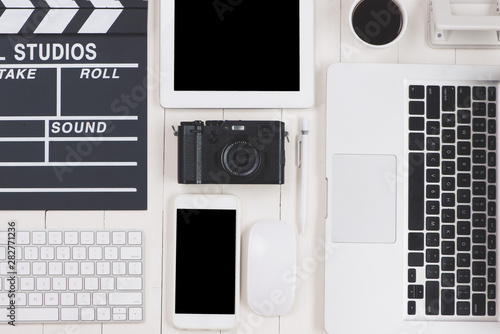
[331,154,396,243]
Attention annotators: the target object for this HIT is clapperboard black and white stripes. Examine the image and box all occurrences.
[0,0,147,34]
[0,0,148,210]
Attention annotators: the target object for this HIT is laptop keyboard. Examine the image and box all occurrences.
[0,230,143,322]
[407,84,497,318]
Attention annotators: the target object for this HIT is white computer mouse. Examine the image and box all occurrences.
[247,220,296,316]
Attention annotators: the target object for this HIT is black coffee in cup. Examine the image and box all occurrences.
[351,0,404,46]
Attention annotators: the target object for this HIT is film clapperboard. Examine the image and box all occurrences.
[0,0,148,210]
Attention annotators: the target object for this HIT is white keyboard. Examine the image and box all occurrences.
[0,230,143,323]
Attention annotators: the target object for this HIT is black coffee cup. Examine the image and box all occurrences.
[349,0,407,48]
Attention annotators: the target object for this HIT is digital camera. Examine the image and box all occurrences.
[176,120,287,184]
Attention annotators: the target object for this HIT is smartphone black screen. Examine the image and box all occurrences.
[174,0,300,91]
[175,209,237,314]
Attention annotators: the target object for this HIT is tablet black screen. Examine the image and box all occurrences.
[174,0,300,91]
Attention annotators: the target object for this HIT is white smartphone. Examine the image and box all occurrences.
[173,194,240,330]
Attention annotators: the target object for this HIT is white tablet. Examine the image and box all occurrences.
[160,0,314,109]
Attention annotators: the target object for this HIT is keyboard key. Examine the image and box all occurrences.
[409,153,425,230]
[488,218,496,232]
[409,133,424,151]
[409,233,424,250]
[488,251,496,266]
[458,221,471,235]
[489,119,496,134]
[129,308,143,321]
[427,185,440,198]
[409,117,425,131]
[472,261,486,276]
[61,307,79,321]
[488,87,496,101]
[408,301,416,315]
[457,269,471,283]
[457,142,471,156]
[441,273,455,287]
[457,237,470,251]
[409,101,425,114]
[426,249,440,263]
[409,85,425,99]
[488,186,496,200]
[488,301,496,316]
[457,205,470,219]
[458,86,471,108]
[457,125,471,139]
[489,285,496,299]
[408,253,424,266]
[427,121,440,135]
[408,268,416,283]
[442,114,456,127]
[442,177,455,191]
[441,289,455,315]
[473,166,486,180]
[488,235,496,250]
[457,285,470,299]
[442,86,455,111]
[472,245,486,259]
[457,253,471,268]
[473,213,487,227]
[488,169,496,183]
[473,118,487,132]
[427,86,440,119]
[426,265,439,279]
[120,247,142,260]
[474,86,487,100]
[117,277,142,290]
[488,267,496,283]
[473,150,486,163]
[408,285,422,301]
[441,257,455,271]
[473,134,487,148]
[473,277,486,292]
[473,230,486,243]
[457,109,471,123]
[109,292,143,306]
[427,137,440,151]
[97,307,111,321]
[442,129,455,143]
[48,231,62,245]
[426,201,439,215]
[473,102,486,116]
[442,146,455,159]
[426,217,440,230]
[426,233,440,247]
[472,294,486,316]
[489,103,496,117]
[441,241,455,255]
[457,301,470,315]
[425,281,440,315]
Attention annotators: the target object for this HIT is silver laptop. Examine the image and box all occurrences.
[325,63,500,333]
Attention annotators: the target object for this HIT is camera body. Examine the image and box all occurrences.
[177,120,286,184]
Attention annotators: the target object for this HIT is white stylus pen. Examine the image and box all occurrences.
[299,118,309,236]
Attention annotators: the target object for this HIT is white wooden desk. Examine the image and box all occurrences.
[3,0,500,333]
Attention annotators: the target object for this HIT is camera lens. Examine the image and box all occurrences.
[222,140,261,177]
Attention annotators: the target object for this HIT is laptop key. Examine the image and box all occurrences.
[427,86,440,119]
[458,86,471,108]
[408,268,416,283]
[488,301,496,316]
[441,289,455,315]
[409,153,425,230]
[408,301,416,315]
[409,133,425,150]
[457,301,470,315]
[426,265,439,279]
[408,253,424,266]
[442,86,455,111]
[473,86,487,100]
[488,87,496,101]
[473,102,486,116]
[425,281,440,315]
[409,85,425,99]
[472,294,486,315]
